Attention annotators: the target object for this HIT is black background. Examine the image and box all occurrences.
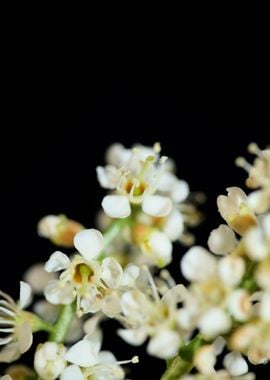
[0,80,269,377]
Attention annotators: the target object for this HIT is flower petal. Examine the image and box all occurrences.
[162,210,184,241]
[117,328,147,346]
[19,281,32,309]
[208,224,237,255]
[60,365,84,380]
[223,352,248,376]
[101,258,123,289]
[142,195,172,217]
[18,322,33,354]
[147,330,180,359]
[44,251,71,273]
[65,340,98,367]
[171,180,189,203]
[102,195,131,219]
[74,229,104,261]
[181,246,217,282]
[44,280,74,305]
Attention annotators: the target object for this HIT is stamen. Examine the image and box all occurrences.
[235,157,252,172]
[0,306,16,317]
[0,336,13,345]
[248,142,262,156]
[117,355,139,365]
[159,156,168,165]
[154,142,161,153]
[160,270,176,288]
[0,327,14,332]
[142,265,160,303]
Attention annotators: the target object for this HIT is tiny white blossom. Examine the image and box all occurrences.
[34,342,66,380]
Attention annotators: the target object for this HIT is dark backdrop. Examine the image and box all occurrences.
[0,80,269,377]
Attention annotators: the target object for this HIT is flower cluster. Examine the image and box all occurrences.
[1,142,269,380]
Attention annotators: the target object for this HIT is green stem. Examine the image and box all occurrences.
[161,356,193,380]
[103,218,130,247]
[161,334,205,380]
[49,303,76,342]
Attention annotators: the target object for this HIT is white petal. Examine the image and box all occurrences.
[218,256,245,286]
[44,280,74,305]
[162,210,184,241]
[45,251,71,272]
[98,350,117,364]
[83,315,101,336]
[74,229,104,261]
[260,292,270,321]
[162,285,187,306]
[117,328,147,346]
[60,365,84,380]
[247,189,270,214]
[83,332,102,355]
[142,195,172,217]
[19,281,32,309]
[223,352,248,376]
[157,172,178,192]
[194,345,216,374]
[100,258,123,289]
[147,330,180,359]
[181,247,217,282]
[171,180,189,203]
[65,340,98,367]
[227,289,251,321]
[102,195,131,219]
[1,376,13,380]
[96,165,120,189]
[207,224,237,255]
[244,227,268,261]
[148,231,172,267]
[121,264,140,287]
[18,322,33,354]
[24,263,57,294]
[199,308,231,338]
[102,294,122,317]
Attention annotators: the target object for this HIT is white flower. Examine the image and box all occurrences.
[181,247,217,282]
[44,229,139,317]
[99,144,182,220]
[208,224,237,255]
[118,282,187,359]
[0,282,33,363]
[1,376,12,380]
[61,335,136,380]
[217,187,256,235]
[34,342,66,380]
